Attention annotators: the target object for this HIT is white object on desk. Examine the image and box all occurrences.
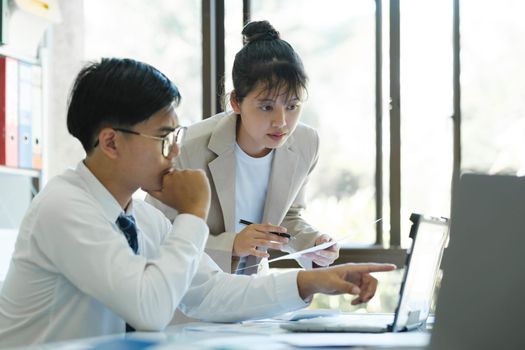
[10,321,430,349]
[185,321,281,335]
[272,308,341,321]
[273,332,430,348]
[192,335,287,350]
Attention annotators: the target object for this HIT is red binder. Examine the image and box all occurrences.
[0,58,4,165]
[0,56,19,167]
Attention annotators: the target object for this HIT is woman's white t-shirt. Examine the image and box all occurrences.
[234,143,274,273]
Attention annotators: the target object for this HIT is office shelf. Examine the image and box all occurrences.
[0,46,39,65]
[0,166,40,178]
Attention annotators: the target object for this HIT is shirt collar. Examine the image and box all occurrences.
[75,161,134,224]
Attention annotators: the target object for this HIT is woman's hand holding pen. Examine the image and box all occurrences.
[302,234,340,267]
[233,223,289,258]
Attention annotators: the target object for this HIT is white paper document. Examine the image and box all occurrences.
[268,240,338,263]
[273,332,431,347]
[268,218,381,263]
[235,218,382,273]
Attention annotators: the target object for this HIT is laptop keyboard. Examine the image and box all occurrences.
[281,313,395,333]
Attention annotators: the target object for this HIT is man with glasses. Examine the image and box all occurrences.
[0,58,395,347]
[99,126,187,158]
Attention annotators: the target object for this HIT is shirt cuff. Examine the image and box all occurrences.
[171,213,209,251]
[274,270,311,310]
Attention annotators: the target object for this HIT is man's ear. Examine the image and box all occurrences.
[96,128,119,159]
[230,91,241,114]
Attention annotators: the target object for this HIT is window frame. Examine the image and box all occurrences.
[201,0,460,265]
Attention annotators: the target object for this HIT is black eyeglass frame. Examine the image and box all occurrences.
[94,126,187,158]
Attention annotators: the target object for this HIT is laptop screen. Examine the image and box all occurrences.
[391,214,449,332]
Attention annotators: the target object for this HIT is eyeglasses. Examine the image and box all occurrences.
[113,126,187,158]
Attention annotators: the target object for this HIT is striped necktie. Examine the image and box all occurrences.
[116,213,139,332]
[116,214,139,254]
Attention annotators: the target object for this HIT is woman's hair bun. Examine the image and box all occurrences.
[242,20,280,45]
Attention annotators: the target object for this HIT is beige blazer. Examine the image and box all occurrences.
[147,111,321,274]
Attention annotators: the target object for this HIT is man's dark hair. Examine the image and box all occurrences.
[67,58,181,153]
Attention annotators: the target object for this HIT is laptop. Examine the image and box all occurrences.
[429,174,525,350]
[281,213,449,333]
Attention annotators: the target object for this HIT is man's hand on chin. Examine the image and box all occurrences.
[146,169,211,220]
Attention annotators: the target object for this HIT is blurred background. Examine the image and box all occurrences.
[1,0,524,312]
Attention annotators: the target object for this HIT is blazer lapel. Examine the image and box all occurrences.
[262,135,300,226]
[208,113,237,233]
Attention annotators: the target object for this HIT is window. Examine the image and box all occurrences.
[400,0,453,246]
[460,0,525,175]
[224,2,243,98]
[248,0,378,244]
[84,0,202,127]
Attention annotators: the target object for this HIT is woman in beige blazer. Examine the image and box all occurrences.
[148,20,339,274]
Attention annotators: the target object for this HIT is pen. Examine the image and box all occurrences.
[239,219,293,239]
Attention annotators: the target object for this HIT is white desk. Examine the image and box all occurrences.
[13,319,430,350]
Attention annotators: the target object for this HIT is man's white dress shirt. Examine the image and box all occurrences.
[0,162,307,347]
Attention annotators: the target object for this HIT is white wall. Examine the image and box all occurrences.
[45,0,86,181]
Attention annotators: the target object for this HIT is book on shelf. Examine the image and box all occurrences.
[1,56,43,170]
[0,56,19,167]
[31,64,42,169]
[18,60,32,168]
